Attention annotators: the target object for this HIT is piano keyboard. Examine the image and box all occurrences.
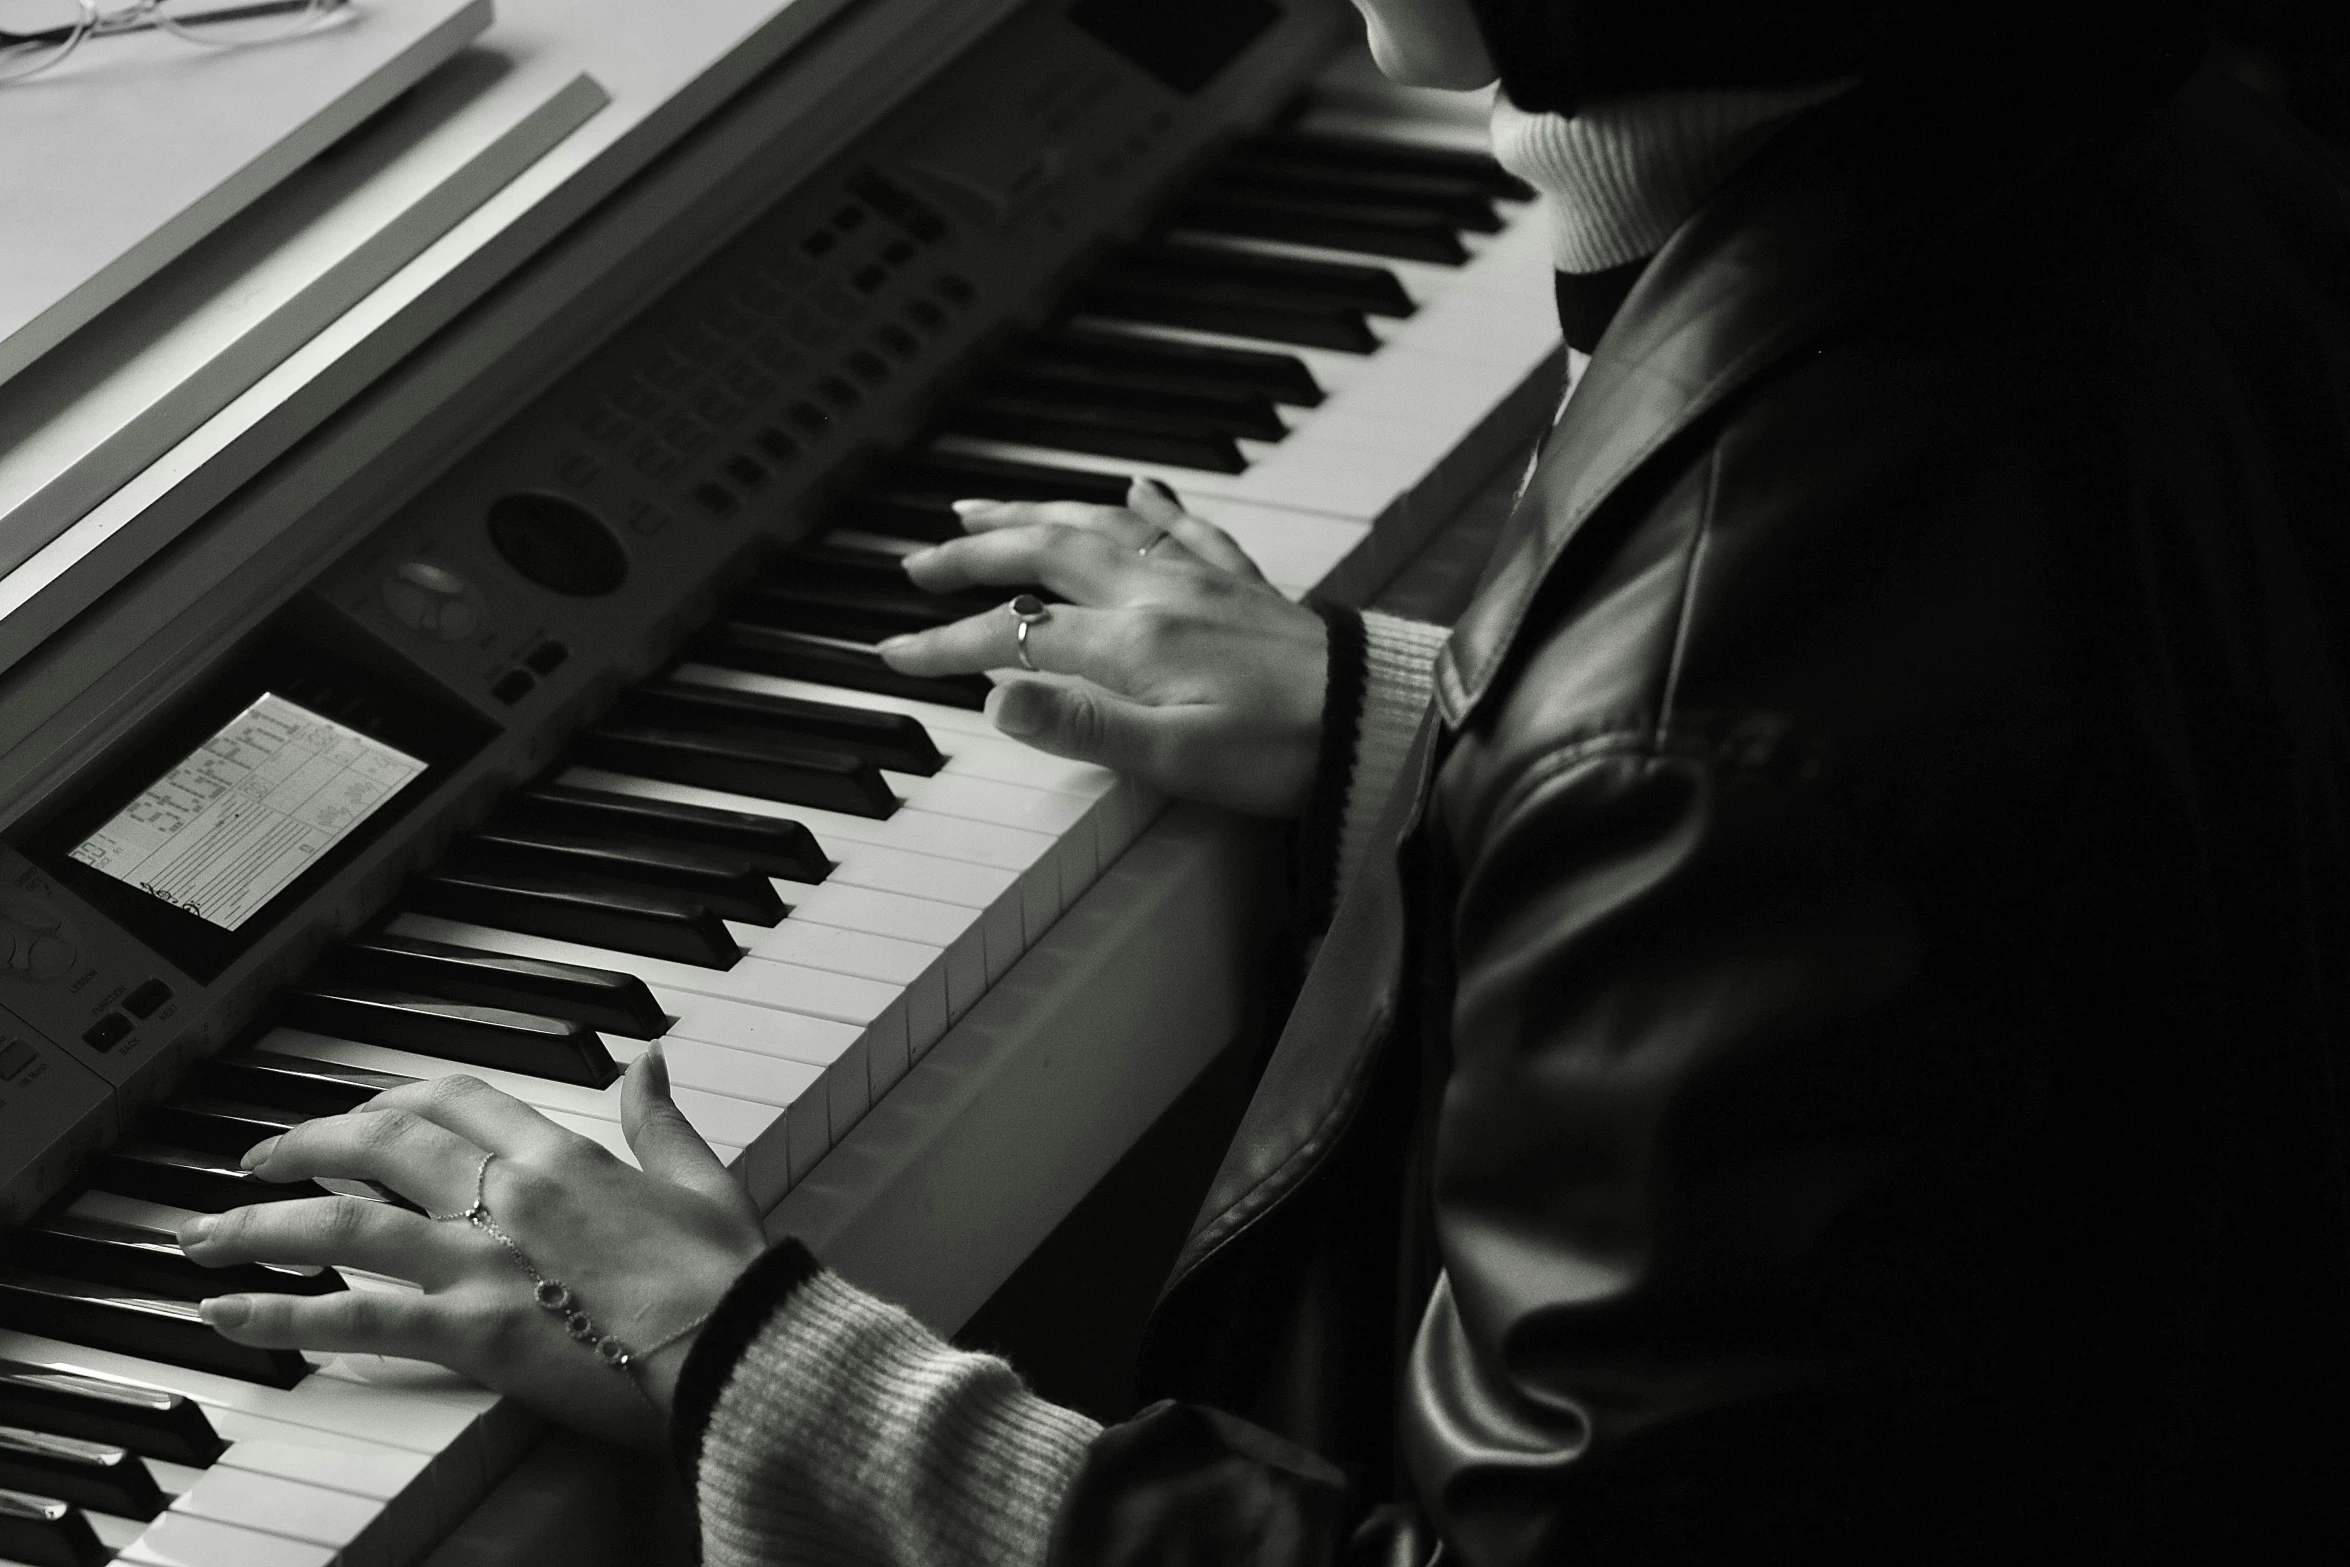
[0,21,1559,1567]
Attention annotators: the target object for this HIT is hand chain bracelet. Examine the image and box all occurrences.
[431,1152,709,1402]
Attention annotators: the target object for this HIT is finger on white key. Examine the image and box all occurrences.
[656,990,861,1071]
[262,1030,618,1130]
[180,1198,450,1286]
[1129,476,1263,577]
[626,1031,824,1111]
[1183,496,1370,592]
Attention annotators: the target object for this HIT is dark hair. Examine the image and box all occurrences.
[1466,0,2213,119]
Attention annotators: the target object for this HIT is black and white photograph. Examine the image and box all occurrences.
[0,0,2345,1562]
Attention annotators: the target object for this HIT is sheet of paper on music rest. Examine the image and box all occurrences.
[0,0,491,392]
[68,694,426,930]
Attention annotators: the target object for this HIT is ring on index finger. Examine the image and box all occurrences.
[1007,593,1050,672]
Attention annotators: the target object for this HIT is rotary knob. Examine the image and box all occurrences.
[380,560,486,641]
[0,892,78,983]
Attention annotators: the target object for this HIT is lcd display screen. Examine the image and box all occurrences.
[68,693,427,931]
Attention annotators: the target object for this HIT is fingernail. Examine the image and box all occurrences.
[992,685,1044,737]
[902,547,937,569]
[877,634,913,655]
[949,498,996,516]
[240,1136,280,1171]
[1143,478,1177,500]
[644,1039,671,1093]
[202,1296,251,1330]
[180,1214,215,1245]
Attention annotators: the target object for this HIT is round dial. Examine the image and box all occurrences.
[0,893,78,983]
[380,560,486,641]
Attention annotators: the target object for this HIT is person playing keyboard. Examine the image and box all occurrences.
[173,0,2350,1561]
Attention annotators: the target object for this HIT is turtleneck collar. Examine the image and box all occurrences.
[1491,82,1850,276]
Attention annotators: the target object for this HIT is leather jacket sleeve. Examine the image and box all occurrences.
[1051,719,1959,1567]
[1401,723,2008,1561]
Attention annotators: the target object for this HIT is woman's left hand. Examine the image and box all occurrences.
[176,1046,766,1450]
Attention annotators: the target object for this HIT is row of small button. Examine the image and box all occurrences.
[79,981,173,1052]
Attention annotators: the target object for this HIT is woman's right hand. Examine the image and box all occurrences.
[876,479,1332,819]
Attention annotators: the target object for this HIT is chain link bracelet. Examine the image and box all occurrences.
[431,1152,711,1403]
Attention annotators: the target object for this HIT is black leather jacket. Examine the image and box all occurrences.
[1053,66,2350,1566]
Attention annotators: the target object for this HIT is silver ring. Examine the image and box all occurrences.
[1007,593,1049,673]
[1138,529,1171,559]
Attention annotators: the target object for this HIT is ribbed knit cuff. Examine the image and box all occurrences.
[1334,613,1447,915]
[672,1236,825,1482]
[689,1263,1101,1567]
[1297,600,1368,934]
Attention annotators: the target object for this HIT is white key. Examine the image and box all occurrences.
[0,1328,492,1460]
[205,1440,438,1567]
[375,917,905,1042]
[739,902,981,1025]
[389,914,870,1072]
[679,664,1168,838]
[564,765,1052,949]
[165,1467,385,1559]
[381,916,866,1177]
[116,1509,339,1567]
[1179,495,1369,593]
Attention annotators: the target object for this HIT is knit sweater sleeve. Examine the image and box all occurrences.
[1298,608,1447,929]
[1339,611,1448,909]
[675,1240,1099,1567]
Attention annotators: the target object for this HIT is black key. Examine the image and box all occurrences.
[1173,188,1466,265]
[197,1051,412,1118]
[0,1269,309,1388]
[509,786,828,886]
[465,825,787,926]
[815,532,929,574]
[0,1359,225,1465]
[0,1488,104,1567]
[143,1095,308,1161]
[837,491,964,545]
[692,622,991,711]
[723,576,955,639]
[871,451,1132,506]
[785,541,988,593]
[332,933,670,1039]
[632,682,942,776]
[284,986,624,1086]
[1027,326,1323,406]
[992,361,1288,442]
[88,1142,330,1215]
[1215,152,1502,231]
[576,722,898,818]
[1125,241,1415,317]
[837,457,1129,548]
[412,871,739,970]
[738,572,996,637]
[1247,129,1536,200]
[0,1424,166,1520]
[4,1215,344,1303]
[1078,259,1377,354]
[940,387,1247,472]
